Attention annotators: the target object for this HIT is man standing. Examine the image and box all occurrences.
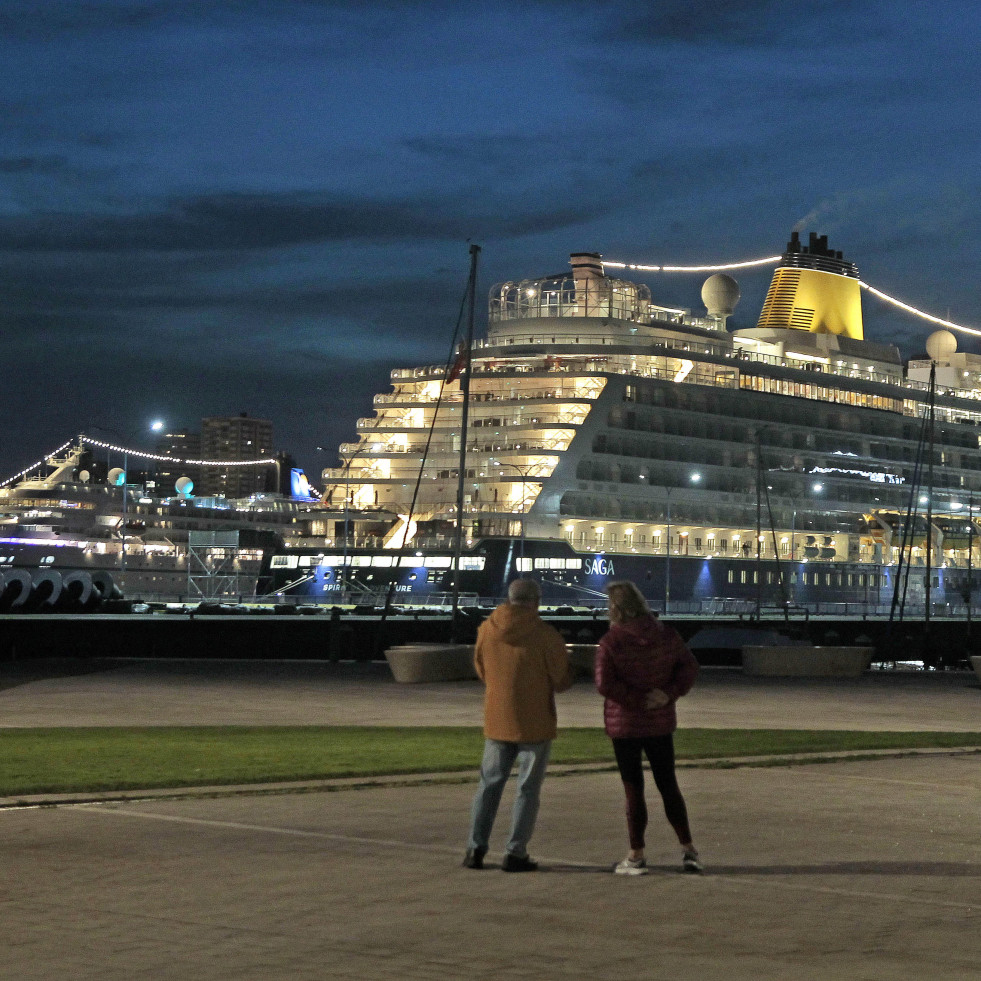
[463,578,572,872]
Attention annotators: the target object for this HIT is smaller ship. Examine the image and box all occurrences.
[0,440,322,609]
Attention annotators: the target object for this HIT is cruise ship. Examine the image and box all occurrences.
[269,233,981,615]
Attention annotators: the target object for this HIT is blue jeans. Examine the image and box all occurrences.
[467,738,552,858]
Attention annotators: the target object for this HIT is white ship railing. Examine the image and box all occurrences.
[389,335,981,406]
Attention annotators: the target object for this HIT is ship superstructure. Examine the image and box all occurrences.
[277,236,981,610]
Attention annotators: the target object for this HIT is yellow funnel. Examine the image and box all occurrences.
[757,232,864,340]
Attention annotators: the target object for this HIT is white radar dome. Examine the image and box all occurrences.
[79,470,90,483]
[175,476,194,496]
[701,274,741,319]
[108,467,126,486]
[925,329,957,361]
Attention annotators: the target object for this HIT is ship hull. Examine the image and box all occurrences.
[267,536,965,616]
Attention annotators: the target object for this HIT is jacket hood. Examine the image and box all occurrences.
[485,603,542,644]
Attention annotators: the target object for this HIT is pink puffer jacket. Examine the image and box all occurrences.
[594,614,699,738]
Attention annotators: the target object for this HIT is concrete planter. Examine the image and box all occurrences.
[742,645,875,678]
[385,643,477,683]
[971,656,981,685]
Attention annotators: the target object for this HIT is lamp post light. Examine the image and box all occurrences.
[318,445,354,601]
[86,421,164,581]
[663,472,701,615]
[494,460,534,564]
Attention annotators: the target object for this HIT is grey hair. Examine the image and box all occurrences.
[508,578,541,607]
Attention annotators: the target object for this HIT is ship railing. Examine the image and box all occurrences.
[109,589,981,619]
[372,389,600,407]
[337,441,563,457]
[386,340,981,408]
[265,590,483,610]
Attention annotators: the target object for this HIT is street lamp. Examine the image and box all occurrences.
[84,421,164,580]
[663,472,701,614]
[494,460,534,564]
[318,445,354,600]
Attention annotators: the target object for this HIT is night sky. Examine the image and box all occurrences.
[3,0,980,484]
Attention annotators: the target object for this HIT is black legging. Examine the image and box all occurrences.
[611,735,692,850]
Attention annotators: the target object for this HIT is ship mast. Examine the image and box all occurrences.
[451,243,480,631]
[925,361,936,637]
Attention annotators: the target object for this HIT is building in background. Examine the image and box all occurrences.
[154,429,203,497]
[200,413,275,497]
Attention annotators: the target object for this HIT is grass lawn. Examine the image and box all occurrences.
[0,727,978,797]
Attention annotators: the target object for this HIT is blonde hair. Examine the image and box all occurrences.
[606,580,650,624]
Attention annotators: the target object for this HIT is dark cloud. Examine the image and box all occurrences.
[0,190,605,253]
[610,0,869,46]
[0,0,462,40]
[0,154,70,174]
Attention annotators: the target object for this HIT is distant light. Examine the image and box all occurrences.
[150,419,165,432]
[812,483,824,493]
[690,473,701,483]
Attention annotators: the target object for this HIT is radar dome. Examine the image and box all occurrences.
[108,467,126,486]
[701,274,741,320]
[79,470,90,483]
[925,329,957,361]
[175,476,194,496]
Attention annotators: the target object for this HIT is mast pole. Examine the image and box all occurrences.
[968,490,974,645]
[451,244,480,634]
[755,433,763,621]
[925,362,935,642]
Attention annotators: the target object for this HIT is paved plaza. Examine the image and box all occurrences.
[1,660,979,979]
[2,656,980,730]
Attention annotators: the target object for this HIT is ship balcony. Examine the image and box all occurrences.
[468,388,600,403]
[373,392,463,406]
[354,414,585,437]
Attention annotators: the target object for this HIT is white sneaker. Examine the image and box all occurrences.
[614,857,648,876]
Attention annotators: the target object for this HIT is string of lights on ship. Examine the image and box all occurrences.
[4,252,979,489]
[0,435,278,489]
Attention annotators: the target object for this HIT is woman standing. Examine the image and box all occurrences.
[594,581,702,875]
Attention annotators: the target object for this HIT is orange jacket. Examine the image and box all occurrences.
[474,603,572,743]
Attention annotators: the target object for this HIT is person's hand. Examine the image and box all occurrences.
[645,688,669,710]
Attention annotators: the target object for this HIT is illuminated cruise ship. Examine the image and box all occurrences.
[271,233,981,613]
